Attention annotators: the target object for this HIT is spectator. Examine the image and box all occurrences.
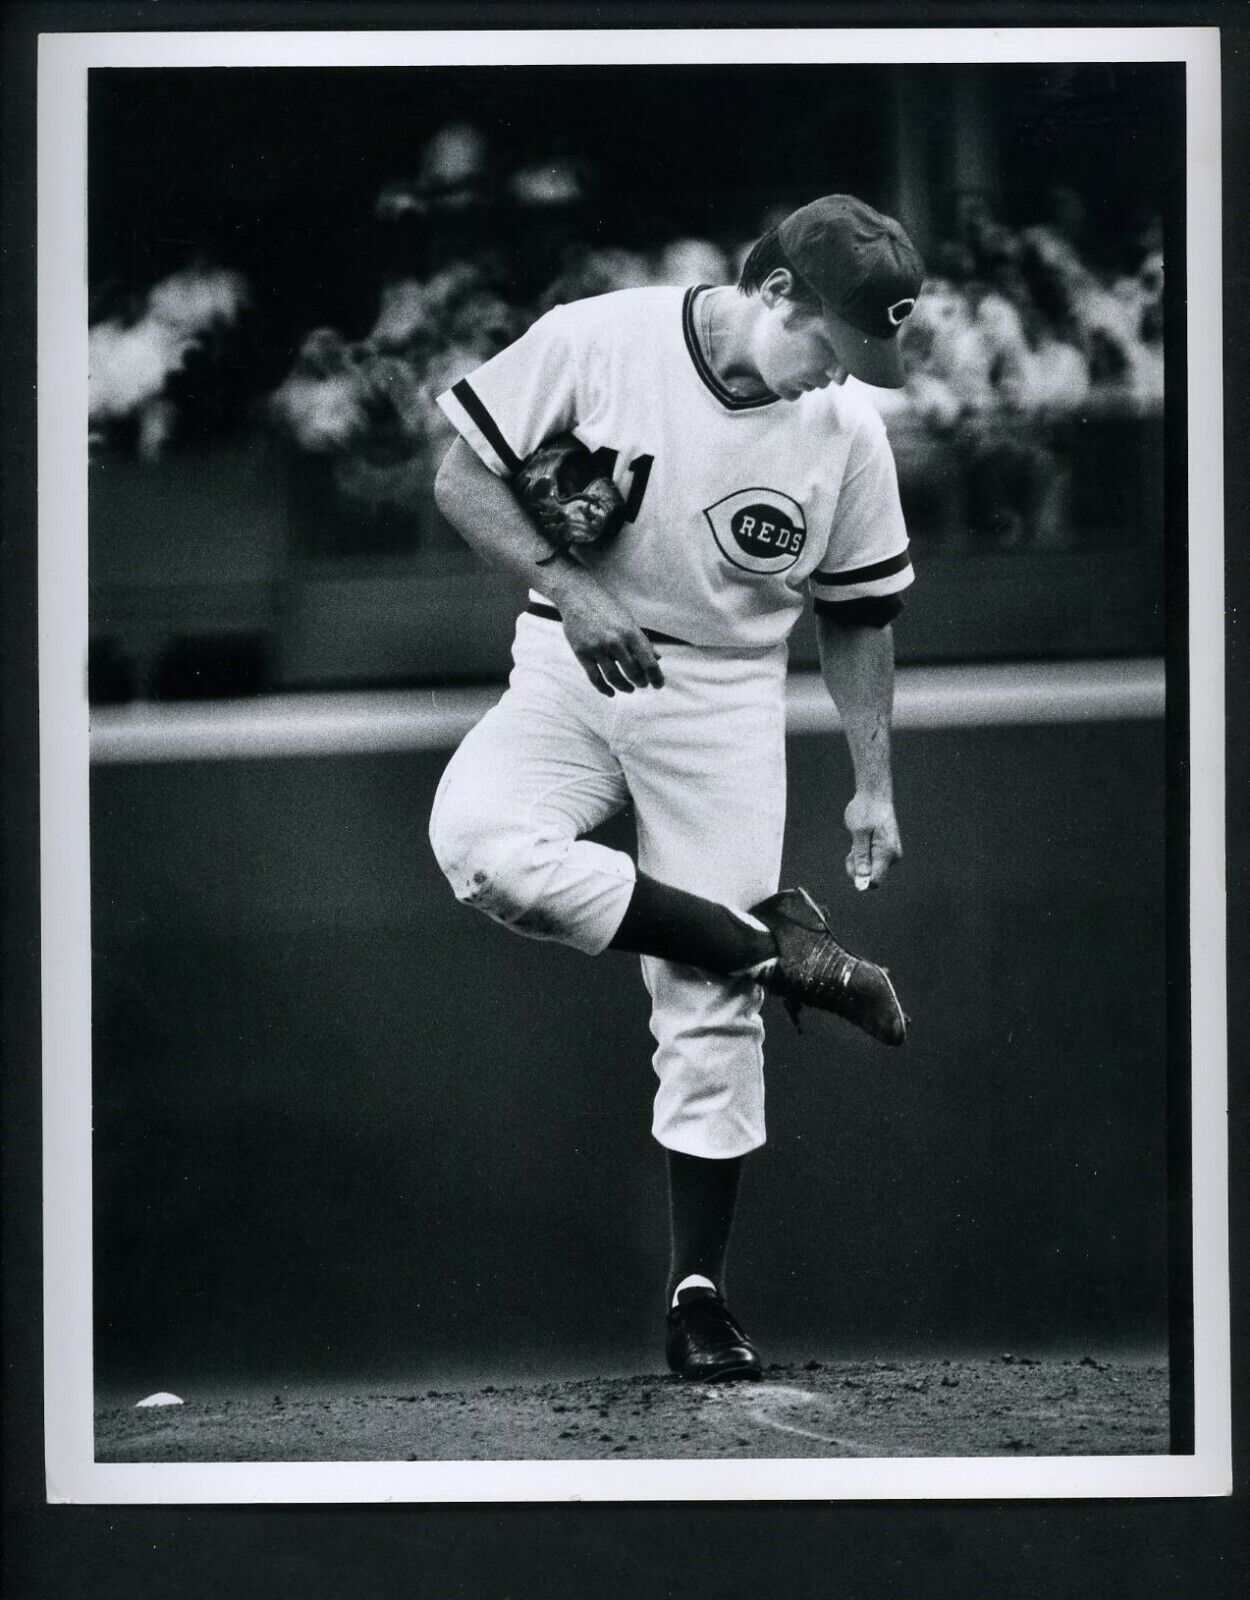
[89,260,251,461]
[507,158,587,209]
[537,245,654,312]
[416,122,492,211]
[654,238,732,287]
[1010,307,1091,412]
[268,328,426,460]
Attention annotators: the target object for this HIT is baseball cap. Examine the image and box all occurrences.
[777,195,925,388]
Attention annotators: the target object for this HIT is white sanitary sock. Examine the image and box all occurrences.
[672,1273,718,1307]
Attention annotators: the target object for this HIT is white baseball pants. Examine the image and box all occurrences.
[428,612,788,1157]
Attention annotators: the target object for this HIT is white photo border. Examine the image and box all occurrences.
[39,24,1230,1504]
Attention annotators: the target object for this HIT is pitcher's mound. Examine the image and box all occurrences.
[96,1353,1168,1462]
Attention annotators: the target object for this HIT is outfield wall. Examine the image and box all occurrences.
[89,693,1169,1387]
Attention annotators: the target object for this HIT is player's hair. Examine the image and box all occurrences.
[737,229,825,311]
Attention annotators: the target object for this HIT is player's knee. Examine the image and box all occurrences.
[430,765,491,891]
[429,803,495,902]
[429,811,545,923]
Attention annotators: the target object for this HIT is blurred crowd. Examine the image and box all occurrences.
[874,185,1164,546]
[89,262,253,462]
[88,125,1165,548]
[879,185,1164,426]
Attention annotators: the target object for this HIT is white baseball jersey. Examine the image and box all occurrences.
[436,285,913,649]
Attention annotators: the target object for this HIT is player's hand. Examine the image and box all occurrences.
[558,589,666,696]
[843,792,902,891]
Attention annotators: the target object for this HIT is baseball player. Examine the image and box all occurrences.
[429,195,923,1381]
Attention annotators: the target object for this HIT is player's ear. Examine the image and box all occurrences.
[759,268,794,309]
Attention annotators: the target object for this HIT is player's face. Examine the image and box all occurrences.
[751,285,851,401]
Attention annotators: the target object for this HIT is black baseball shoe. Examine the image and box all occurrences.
[750,886,907,1045]
[665,1286,763,1382]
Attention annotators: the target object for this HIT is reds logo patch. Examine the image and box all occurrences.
[703,488,807,575]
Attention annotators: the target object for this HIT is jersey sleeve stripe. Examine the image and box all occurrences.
[810,549,912,588]
[813,593,906,626]
[809,565,914,604]
[445,379,523,476]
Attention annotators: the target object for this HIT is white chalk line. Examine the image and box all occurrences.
[708,1383,870,1455]
[89,658,1164,765]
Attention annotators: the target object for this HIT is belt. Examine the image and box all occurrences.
[525,601,693,648]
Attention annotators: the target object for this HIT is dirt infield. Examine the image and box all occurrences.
[96,1353,1167,1462]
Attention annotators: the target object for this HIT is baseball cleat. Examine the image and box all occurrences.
[750,886,907,1045]
[665,1287,763,1382]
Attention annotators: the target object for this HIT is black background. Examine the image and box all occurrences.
[4,2,1247,1597]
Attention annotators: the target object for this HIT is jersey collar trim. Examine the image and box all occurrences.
[682,286,781,412]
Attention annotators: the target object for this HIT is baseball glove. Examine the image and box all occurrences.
[511,434,625,564]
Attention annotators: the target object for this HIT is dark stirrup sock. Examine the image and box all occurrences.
[608,872,776,974]
[666,1149,744,1305]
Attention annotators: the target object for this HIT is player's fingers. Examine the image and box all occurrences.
[598,655,636,694]
[610,634,649,690]
[577,654,615,697]
[848,832,874,892]
[626,634,665,689]
[867,833,902,889]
